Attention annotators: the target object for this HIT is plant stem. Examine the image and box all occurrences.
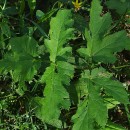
[112,65,130,69]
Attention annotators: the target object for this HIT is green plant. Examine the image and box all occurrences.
[0,0,130,129]
[106,0,130,15]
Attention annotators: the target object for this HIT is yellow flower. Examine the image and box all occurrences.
[72,0,82,11]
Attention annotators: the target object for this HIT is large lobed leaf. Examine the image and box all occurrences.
[78,0,130,63]
[0,35,40,82]
[72,68,129,130]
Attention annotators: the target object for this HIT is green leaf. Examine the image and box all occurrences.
[45,9,74,63]
[0,35,40,82]
[36,10,45,20]
[89,0,112,39]
[88,88,107,127]
[72,68,129,129]
[10,35,38,57]
[57,61,74,85]
[105,121,127,130]
[34,63,71,128]
[94,78,129,104]
[38,9,58,22]
[90,68,129,104]
[78,0,129,63]
[91,31,128,63]
[106,0,130,14]
[72,69,108,130]
[72,99,94,130]
[104,97,120,109]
